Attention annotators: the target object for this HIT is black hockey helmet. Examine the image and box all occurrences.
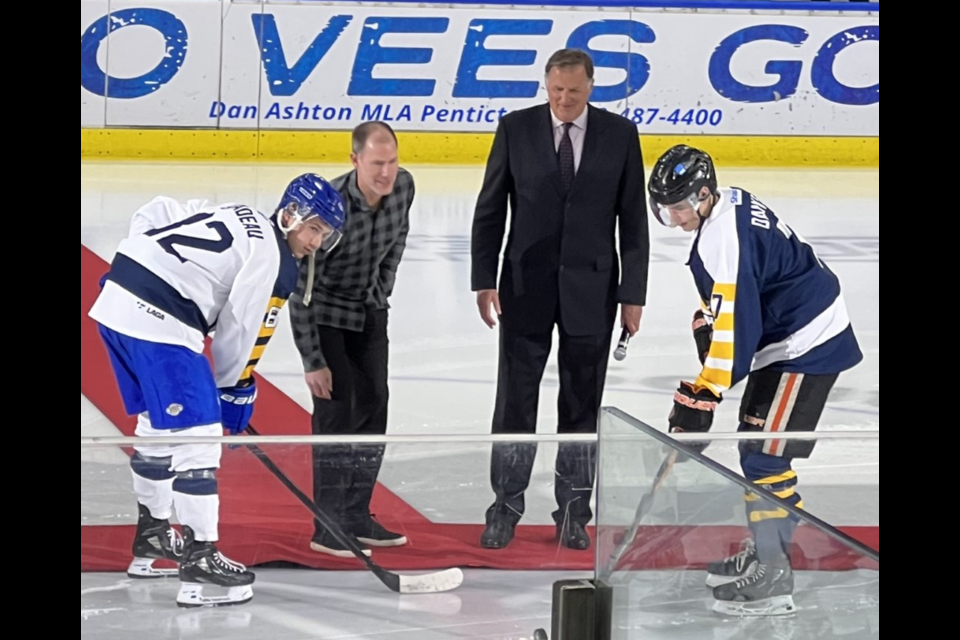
[647,145,717,226]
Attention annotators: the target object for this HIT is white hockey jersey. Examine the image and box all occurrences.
[88,197,299,388]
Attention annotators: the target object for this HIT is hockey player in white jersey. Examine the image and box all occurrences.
[88,174,346,607]
[647,146,863,616]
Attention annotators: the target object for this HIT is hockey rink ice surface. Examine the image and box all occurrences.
[81,160,879,639]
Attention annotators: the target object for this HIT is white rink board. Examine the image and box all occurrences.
[79,1,879,135]
[80,0,110,127]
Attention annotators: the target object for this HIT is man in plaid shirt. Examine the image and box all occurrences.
[290,121,414,558]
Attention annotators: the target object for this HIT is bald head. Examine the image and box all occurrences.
[352,121,398,156]
[350,121,400,209]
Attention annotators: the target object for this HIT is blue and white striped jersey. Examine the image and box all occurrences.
[88,196,299,388]
[688,188,862,396]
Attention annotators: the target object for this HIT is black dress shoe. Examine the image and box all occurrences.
[556,521,591,550]
[480,519,516,549]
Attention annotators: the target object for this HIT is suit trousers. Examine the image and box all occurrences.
[310,309,389,538]
[487,315,613,528]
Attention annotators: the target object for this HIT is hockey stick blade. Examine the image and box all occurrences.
[243,425,463,594]
[396,568,465,594]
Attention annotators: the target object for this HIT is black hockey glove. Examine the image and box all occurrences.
[692,310,713,365]
[668,381,722,458]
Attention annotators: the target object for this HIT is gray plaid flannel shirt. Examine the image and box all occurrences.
[290,168,414,372]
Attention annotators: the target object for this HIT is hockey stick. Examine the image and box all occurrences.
[599,449,679,579]
[242,425,463,594]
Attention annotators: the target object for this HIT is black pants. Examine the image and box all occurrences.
[310,309,389,538]
[487,318,613,528]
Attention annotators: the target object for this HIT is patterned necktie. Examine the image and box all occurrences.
[558,122,575,194]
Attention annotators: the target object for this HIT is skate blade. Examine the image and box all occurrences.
[127,557,178,579]
[712,595,796,617]
[176,583,253,608]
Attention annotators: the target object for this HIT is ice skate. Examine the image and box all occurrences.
[711,562,796,617]
[705,537,759,587]
[176,526,255,608]
[127,503,183,578]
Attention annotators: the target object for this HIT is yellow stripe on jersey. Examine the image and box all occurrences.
[696,282,736,393]
[696,371,727,397]
[711,283,737,329]
[713,315,734,332]
[708,342,734,360]
[246,344,267,364]
[238,296,287,384]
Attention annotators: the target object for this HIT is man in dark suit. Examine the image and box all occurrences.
[471,48,649,550]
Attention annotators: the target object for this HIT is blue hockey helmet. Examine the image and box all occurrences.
[277,173,346,251]
[647,145,717,227]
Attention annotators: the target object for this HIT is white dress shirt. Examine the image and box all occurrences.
[551,107,588,174]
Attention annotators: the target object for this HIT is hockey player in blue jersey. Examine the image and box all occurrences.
[88,174,346,607]
[647,145,863,616]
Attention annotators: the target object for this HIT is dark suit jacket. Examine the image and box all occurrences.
[471,103,649,336]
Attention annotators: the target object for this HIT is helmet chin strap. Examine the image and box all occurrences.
[304,248,317,306]
[275,206,319,305]
[696,191,718,222]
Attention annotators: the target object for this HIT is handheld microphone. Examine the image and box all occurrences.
[613,328,630,361]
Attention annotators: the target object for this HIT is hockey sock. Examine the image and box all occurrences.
[130,452,175,520]
[173,468,219,542]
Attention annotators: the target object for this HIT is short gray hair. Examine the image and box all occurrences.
[544,49,594,80]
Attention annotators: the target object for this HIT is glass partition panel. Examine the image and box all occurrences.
[82,434,595,639]
[596,407,879,639]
